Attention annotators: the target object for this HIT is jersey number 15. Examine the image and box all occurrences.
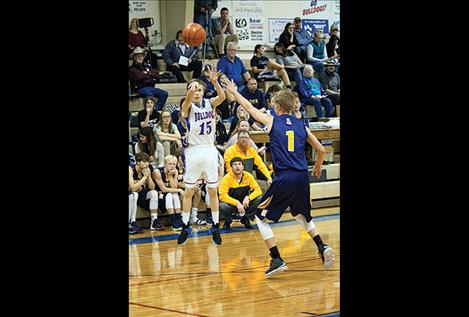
[199,121,212,135]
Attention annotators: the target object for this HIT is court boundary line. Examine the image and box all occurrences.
[129,213,340,245]
[129,301,210,317]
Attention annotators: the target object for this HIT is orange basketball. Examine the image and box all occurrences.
[182,23,206,47]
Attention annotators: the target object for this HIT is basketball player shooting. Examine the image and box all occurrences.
[177,70,226,246]
[222,79,335,277]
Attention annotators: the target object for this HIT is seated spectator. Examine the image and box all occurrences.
[226,119,265,156]
[292,17,313,62]
[154,110,182,157]
[306,30,330,75]
[129,47,168,111]
[129,18,157,68]
[298,65,334,119]
[278,23,298,52]
[264,84,282,114]
[326,24,340,59]
[274,42,305,86]
[224,130,272,183]
[291,91,308,124]
[217,42,251,91]
[215,108,229,153]
[135,127,165,168]
[219,72,236,117]
[250,44,291,88]
[240,78,267,112]
[129,152,163,233]
[199,64,231,119]
[152,155,185,230]
[213,7,239,57]
[176,99,188,137]
[229,104,263,136]
[318,60,340,112]
[162,30,202,83]
[219,157,263,230]
[138,96,161,129]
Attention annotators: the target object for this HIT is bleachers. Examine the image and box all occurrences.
[129,57,341,229]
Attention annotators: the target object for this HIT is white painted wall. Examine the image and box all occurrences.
[129,0,162,47]
[128,0,340,55]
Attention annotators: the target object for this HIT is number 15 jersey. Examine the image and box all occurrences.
[185,98,216,147]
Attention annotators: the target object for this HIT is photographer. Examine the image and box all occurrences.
[129,18,158,68]
[162,30,202,83]
[129,47,168,111]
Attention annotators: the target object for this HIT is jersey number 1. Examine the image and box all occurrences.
[286,130,294,152]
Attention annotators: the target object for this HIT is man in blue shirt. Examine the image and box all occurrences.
[217,42,251,91]
[293,17,313,62]
[240,78,266,111]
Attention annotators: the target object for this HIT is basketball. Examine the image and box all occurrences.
[182,23,206,47]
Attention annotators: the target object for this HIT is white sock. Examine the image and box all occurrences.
[182,211,191,225]
[191,208,199,221]
[211,211,219,225]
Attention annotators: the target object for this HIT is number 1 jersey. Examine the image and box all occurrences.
[185,98,216,147]
[269,114,308,171]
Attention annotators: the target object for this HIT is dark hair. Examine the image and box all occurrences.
[142,96,157,109]
[267,84,282,94]
[138,127,157,156]
[230,156,244,167]
[135,152,151,162]
[221,7,229,12]
[176,30,182,39]
[283,22,294,33]
[254,44,263,56]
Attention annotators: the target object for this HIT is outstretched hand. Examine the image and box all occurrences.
[221,79,237,93]
[188,81,198,92]
[209,69,219,82]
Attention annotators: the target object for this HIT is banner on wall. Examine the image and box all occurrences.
[129,1,148,16]
[232,0,265,47]
[302,19,329,36]
[268,18,292,44]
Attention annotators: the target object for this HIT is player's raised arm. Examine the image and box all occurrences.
[209,69,226,108]
[305,127,325,178]
[181,81,198,118]
[222,79,272,128]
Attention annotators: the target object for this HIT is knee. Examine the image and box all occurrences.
[207,187,218,197]
[149,190,158,199]
[184,188,195,198]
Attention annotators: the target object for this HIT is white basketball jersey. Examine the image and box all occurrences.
[186,98,216,146]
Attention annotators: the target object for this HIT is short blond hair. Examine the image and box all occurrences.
[164,155,177,165]
[273,90,295,113]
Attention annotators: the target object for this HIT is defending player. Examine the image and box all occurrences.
[222,79,335,277]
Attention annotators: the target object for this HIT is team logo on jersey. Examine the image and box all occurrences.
[286,118,292,125]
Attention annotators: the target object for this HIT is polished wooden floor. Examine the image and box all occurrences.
[129,207,340,317]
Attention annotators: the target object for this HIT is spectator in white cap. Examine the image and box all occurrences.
[129,47,169,111]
